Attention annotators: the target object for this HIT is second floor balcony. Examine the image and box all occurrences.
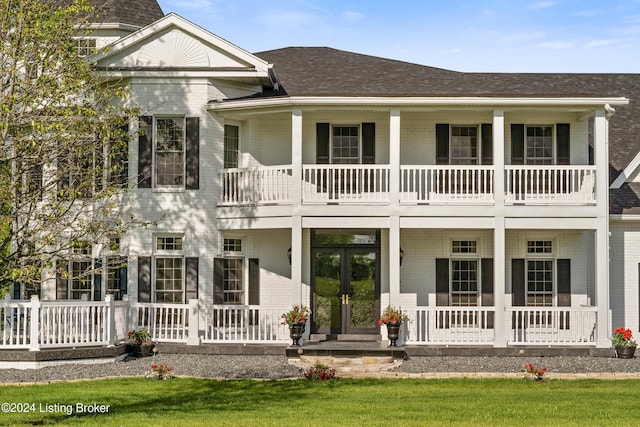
[218,164,597,207]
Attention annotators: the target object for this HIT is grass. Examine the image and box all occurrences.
[3,377,640,426]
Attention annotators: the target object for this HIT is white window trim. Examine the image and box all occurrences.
[524,258,556,307]
[450,124,480,165]
[153,116,186,189]
[524,124,555,165]
[331,124,361,164]
[153,234,185,303]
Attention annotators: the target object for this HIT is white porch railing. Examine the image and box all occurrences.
[409,307,496,345]
[400,166,494,204]
[302,165,390,203]
[507,306,597,346]
[38,301,111,348]
[202,305,290,343]
[505,165,596,204]
[219,166,292,205]
[134,303,190,342]
[1,300,32,349]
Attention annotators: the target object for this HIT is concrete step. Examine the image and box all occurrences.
[289,355,403,377]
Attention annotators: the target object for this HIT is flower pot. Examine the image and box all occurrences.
[615,345,636,359]
[386,322,401,347]
[130,343,153,357]
[289,322,305,346]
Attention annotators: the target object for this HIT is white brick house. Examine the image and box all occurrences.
[6,1,640,352]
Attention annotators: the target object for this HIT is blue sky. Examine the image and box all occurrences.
[156,0,640,73]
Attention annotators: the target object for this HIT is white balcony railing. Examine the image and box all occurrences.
[218,164,598,207]
[507,306,597,346]
[202,305,290,343]
[505,165,596,204]
[302,165,390,203]
[219,166,292,206]
[409,307,496,345]
[400,166,494,204]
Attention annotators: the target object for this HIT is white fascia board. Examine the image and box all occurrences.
[87,23,141,32]
[100,70,271,79]
[90,13,271,74]
[610,214,640,222]
[208,96,629,111]
[611,149,640,189]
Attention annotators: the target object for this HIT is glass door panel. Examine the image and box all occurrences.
[313,251,341,333]
[348,251,377,333]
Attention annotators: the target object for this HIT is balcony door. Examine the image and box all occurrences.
[311,230,380,336]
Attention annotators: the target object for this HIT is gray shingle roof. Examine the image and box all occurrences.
[255,47,640,214]
[91,0,164,28]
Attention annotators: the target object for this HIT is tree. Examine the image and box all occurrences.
[0,0,142,297]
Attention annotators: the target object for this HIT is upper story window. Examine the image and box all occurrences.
[224,125,239,168]
[436,123,492,165]
[316,123,375,165]
[450,126,478,165]
[137,116,200,190]
[76,38,96,57]
[332,126,359,164]
[452,240,477,254]
[155,118,184,187]
[526,126,553,165]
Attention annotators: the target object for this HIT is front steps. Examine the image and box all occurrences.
[289,354,404,377]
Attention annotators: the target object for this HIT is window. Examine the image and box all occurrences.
[76,38,96,57]
[155,118,184,187]
[70,243,92,300]
[452,240,477,254]
[526,126,553,165]
[223,238,242,253]
[451,260,478,306]
[154,236,184,303]
[526,260,553,307]
[450,126,478,165]
[527,240,553,254]
[224,125,239,168]
[223,258,244,304]
[332,126,359,164]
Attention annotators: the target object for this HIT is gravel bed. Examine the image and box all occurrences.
[1,354,639,384]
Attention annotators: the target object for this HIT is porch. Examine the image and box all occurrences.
[0,297,600,351]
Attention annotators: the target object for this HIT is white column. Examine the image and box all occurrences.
[594,108,610,348]
[389,215,401,305]
[492,110,507,347]
[291,215,303,302]
[29,295,40,352]
[291,109,303,209]
[389,109,401,207]
[186,298,201,346]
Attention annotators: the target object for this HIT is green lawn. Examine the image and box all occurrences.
[3,377,640,426]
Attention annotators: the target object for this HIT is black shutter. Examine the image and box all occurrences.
[362,123,375,164]
[137,256,151,303]
[185,257,199,300]
[185,117,200,189]
[481,258,494,305]
[481,123,493,165]
[557,259,571,307]
[435,124,449,165]
[12,283,20,300]
[512,259,525,306]
[435,258,449,306]
[119,257,128,298]
[557,258,571,329]
[249,258,260,305]
[213,258,224,304]
[57,144,70,196]
[511,124,525,165]
[93,259,102,301]
[316,123,330,164]
[56,260,69,300]
[138,116,152,188]
[481,258,494,329]
[556,123,570,165]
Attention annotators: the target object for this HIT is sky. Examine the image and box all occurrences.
[156,0,640,73]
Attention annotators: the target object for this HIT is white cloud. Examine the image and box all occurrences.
[448,48,462,54]
[527,1,557,10]
[342,10,364,22]
[258,11,325,28]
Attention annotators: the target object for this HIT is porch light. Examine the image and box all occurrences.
[287,247,292,265]
[400,247,405,266]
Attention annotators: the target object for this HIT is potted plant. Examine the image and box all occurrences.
[128,327,153,357]
[523,363,547,381]
[612,327,637,359]
[281,305,309,346]
[378,305,409,347]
